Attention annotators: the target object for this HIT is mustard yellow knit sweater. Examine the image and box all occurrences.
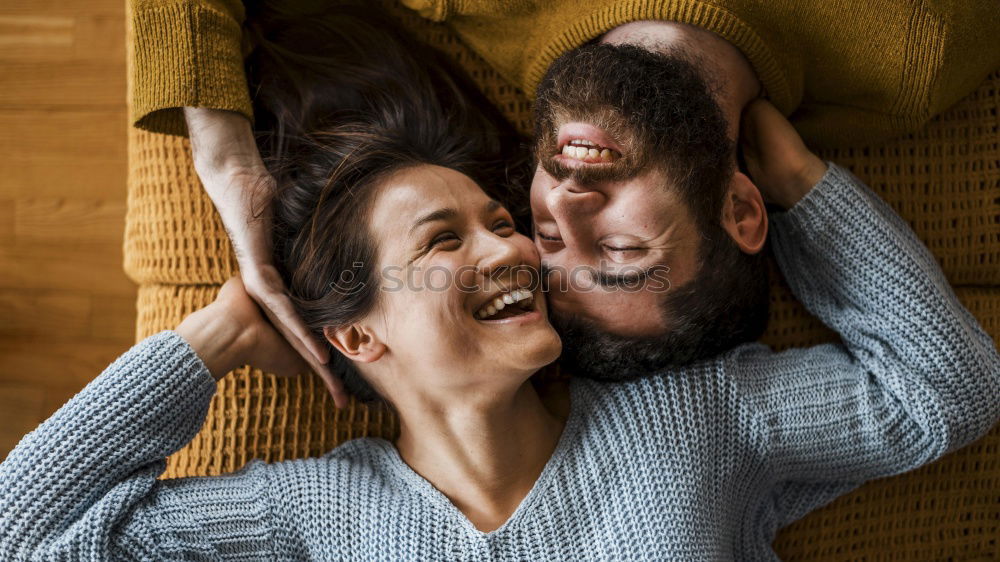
[128,0,999,146]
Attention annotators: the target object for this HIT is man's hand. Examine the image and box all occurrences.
[740,99,827,209]
[183,107,348,407]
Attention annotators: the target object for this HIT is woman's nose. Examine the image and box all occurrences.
[477,232,526,280]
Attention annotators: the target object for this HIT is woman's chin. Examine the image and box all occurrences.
[512,327,563,372]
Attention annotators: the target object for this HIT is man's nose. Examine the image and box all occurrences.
[545,181,605,220]
[544,182,604,248]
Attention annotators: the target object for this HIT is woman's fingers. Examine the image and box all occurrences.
[251,326,312,378]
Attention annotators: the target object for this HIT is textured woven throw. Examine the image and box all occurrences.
[124,4,999,559]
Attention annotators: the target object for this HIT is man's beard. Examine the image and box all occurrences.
[533,42,733,222]
[532,43,771,379]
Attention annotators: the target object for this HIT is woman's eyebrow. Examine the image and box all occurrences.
[409,199,503,235]
[409,208,458,235]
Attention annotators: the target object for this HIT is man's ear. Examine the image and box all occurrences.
[721,171,768,254]
[323,324,387,364]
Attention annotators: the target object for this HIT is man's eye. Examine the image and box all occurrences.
[537,232,561,241]
[605,246,643,253]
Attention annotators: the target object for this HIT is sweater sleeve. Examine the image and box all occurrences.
[128,0,252,136]
[0,330,280,560]
[738,163,1000,483]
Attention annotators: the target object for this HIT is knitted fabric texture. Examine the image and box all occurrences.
[128,0,1000,146]
[3,166,999,560]
[121,1,1000,558]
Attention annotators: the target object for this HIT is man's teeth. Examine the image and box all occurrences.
[476,289,534,319]
[560,139,617,162]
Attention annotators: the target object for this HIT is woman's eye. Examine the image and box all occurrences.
[429,233,460,249]
[492,220,514,235]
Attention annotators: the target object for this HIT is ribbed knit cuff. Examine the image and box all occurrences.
[518,0,792,112]
[130,2,252,137]
[770,163,872,243]
[769,161,937,272]
[102,330,219,452]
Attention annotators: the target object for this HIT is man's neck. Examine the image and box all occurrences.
[601,20,761,142]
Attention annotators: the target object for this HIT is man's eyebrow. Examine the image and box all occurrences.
[594,266,650,289]
[409,207,458,235]
[484,199,502,213]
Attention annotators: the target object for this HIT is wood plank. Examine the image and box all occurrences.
[0,0,122,17]
[14,198,126,245]
[0,241,135,296]
[0,14,125,64]
[0,61,124,107]
[0,199,12,243]
[0,288,91,338]
[0,108,126,199]
[0,336,130,388]
[0,15,73,49]
[0,158,124,199]
[90,294,136,341]
[0,108,126,160]
[0,382,45,461]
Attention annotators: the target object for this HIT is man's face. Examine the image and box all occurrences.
[529,128,701,336]
[531,44,733,338]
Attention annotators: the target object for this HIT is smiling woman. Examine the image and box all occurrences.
[245,4,535,402]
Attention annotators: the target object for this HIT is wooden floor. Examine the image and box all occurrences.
[0,0,135,460]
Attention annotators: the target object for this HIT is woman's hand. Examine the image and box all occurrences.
[740,99,828,209]
[175,276,311,381]
[184,107,348,407]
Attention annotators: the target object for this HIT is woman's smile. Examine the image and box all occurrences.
[474,288,536,320]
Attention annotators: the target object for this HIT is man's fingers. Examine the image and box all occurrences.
[241,269,331,366]
[316,363,350,409]
[263,291,332,366]
[259,320,348,408]
[253,291,348,408]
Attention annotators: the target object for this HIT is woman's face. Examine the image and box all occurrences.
[361,164,562,394]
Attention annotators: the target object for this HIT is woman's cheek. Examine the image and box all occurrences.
[515,235,541,267]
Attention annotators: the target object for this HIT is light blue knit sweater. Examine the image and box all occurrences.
[1,164,998,561]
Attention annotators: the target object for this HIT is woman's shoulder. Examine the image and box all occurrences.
[248,437,411,510]
[242,437,401,484]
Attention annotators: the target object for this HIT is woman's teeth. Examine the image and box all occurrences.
[476,289,534,319]
[560,139,619,162]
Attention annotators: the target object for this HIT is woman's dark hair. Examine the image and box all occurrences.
[244,2,527,402]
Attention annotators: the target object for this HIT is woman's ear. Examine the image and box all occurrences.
[721,171,768,254]
[323,324,387,363]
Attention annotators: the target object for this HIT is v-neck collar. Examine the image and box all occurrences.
[372,378,585,538]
